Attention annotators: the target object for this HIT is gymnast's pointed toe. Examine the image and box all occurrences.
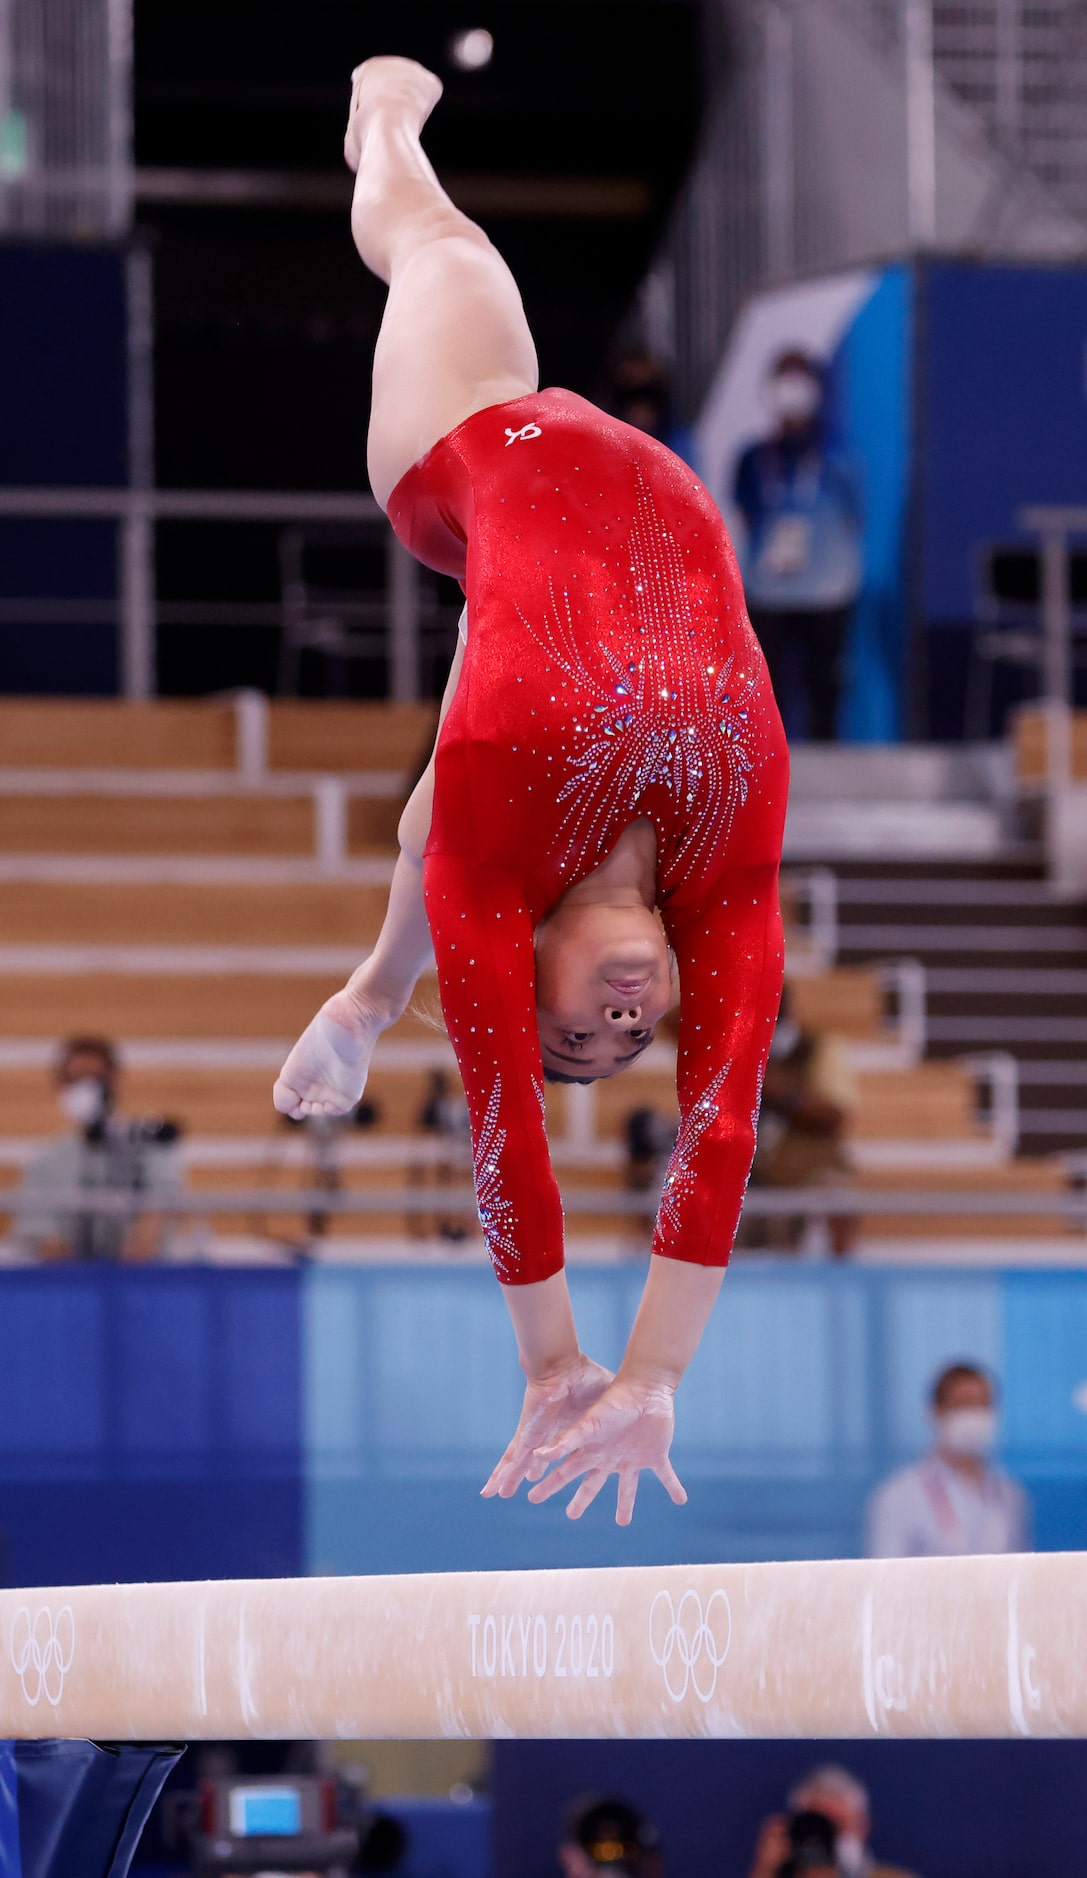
[345,57,444,168]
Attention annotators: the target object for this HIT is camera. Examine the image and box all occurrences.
[776,1809,839,1877]
[565,1796,661,1878]
[85,1114,180,1147]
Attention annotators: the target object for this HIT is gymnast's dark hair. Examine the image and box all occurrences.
[542,1065,599,1087]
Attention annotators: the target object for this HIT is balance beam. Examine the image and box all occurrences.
[1,1553,1083,1741]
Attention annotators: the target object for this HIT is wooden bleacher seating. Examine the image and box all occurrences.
[1012,704,1087,787]
[659,964,888,1050]
[0,699,238,770]
[1,793,316,857]
[0,972,350,1038]
[0,793,403,855]
[0,1056,1000,1155]
[787,968,885,1041]
[856,1161,1073,1239]
[265,701,438,773]
[0,1059,451,1139]
[0,697,438,774]
[0,881,394,947]
[850,1064,980,1143]
[0,696,1071,1254]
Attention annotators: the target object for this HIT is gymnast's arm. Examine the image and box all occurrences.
[421,843,615,1488]
[621,860,784,1366]
[273,635,465,1119]
[527,863,784,1522]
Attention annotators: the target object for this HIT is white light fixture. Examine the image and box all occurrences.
[449,28,494,71]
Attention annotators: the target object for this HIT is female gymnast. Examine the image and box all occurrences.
[274,56,789,1524]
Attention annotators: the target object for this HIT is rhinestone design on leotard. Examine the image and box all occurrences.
[656,1063,733,1247]
[515,472,757,881]
[473,1072,519,1277]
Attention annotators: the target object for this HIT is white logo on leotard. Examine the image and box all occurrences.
[504,423,542,446]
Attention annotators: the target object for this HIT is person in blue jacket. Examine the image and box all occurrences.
[733,349,862,740]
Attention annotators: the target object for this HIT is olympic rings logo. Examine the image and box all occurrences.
[10,1604,75,1707]
[649,1588,732,1703]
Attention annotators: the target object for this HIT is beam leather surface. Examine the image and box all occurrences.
[0,1553,1082,1742]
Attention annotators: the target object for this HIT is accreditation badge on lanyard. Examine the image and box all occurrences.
[757,450,822,580]
[920,1458,1006,1554]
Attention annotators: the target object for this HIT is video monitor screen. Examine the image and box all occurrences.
[228,1784,304,1837]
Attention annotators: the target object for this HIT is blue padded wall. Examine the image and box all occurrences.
[304,1264,1085,1575]
[0,1270,302,1588]
[920,262,1087,626]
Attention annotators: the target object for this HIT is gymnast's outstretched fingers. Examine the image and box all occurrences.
[526,1376,688,1524]
[565,1468,613,1522]
[481,1354,614,1500]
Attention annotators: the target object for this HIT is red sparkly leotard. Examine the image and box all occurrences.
[387,388,788,1284]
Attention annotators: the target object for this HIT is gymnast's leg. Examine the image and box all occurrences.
[276,57,538,1116]
[348,55,539,508]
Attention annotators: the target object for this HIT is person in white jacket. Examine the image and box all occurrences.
[865,1361,1031,1558]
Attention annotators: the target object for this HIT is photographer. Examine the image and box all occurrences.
[747,1766,918,1878]
[16,1036,182,1263]
[558,1795,663,1878]
[742,984,857,1256]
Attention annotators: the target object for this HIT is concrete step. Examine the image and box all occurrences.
[783,802,1017,862]
[828,858,1047,883]
[839,933,1087,973]
[835,876,1062,909]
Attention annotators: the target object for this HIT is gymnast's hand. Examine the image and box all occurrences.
[273,985,394,1120]
[481,1354,615,1503]
[523,1374,688,1526]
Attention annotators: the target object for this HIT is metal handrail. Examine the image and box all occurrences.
[0,484,431,704]
[964,1051,1021,1160]
[0,488,382,519]
[782,866,839,971]
[1,1185,1083,1220]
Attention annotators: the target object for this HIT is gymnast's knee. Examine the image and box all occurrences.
[353,195,492,280]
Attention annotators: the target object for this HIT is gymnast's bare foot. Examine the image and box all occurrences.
[344,56,444,173]
[272,980,400,1120]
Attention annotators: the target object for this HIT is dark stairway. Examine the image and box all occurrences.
[827,859,1087,1158]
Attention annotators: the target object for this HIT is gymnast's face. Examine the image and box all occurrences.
[534,902,672,1080]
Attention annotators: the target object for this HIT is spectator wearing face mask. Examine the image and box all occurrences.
[747,1764,918,1878]
[864,1362,1031,1558]
[16,1036,183,1263]
[732,349,862,740]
